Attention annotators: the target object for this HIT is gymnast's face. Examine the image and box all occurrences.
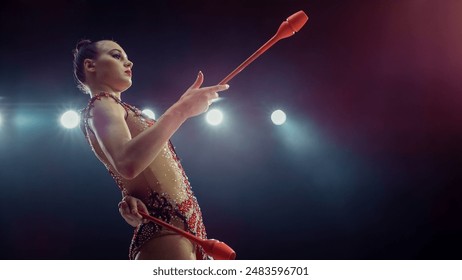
[88,40,133,93]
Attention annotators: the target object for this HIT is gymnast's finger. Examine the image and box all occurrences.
[126,198,139,216]
[202,84,229,94]
[137,201,149,223]
[119,201,129,215]
[137,200,149,215]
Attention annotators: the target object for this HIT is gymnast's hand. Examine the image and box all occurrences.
[118,195,149,227]
[173,71,229,119]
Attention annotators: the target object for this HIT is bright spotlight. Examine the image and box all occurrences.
[142,109,155,120]
[271,109,286,125]
[60,110,80,129]
[206,109,223,126]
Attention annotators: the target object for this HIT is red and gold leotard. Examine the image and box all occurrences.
[80,92,210,260]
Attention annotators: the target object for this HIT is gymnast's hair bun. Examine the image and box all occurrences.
[75,39,92,51]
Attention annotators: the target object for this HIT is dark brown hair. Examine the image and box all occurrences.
[72,39,101,94]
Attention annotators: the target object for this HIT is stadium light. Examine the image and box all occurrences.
[206,109,223,126]
[142,109,155,120]
[60,110,80,129]
[271,109,286,125]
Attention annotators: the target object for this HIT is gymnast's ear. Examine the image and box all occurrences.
[83,58,96,72]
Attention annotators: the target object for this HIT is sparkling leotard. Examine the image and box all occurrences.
[80,92,210,260]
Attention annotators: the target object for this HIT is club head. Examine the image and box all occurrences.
[287,10,308,33]
[275,10,309,40]
[204,239,236,260]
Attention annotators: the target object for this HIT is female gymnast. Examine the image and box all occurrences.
[73,39,229,260]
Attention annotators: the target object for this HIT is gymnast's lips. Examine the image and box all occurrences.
[125,70,132,77]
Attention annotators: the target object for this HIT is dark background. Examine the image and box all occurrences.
[1,0,461,260]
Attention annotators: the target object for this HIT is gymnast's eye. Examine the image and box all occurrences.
[111,53,122,59]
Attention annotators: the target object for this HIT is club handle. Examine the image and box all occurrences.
[219,35,279,85]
